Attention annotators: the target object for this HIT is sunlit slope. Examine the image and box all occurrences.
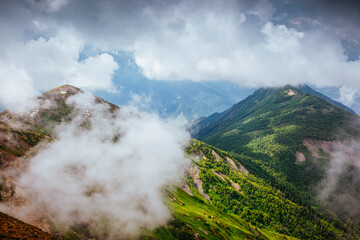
[146,140,358,240]
[195,86,360,203]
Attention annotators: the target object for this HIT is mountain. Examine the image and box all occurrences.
[0,211,58,239]
[0,85,78,167]
[194,85,360,219]
[298,84,356,114]
[1,85,359,239]
[148,140,358,240]
[0,85,119,167]
[101,53,357,120]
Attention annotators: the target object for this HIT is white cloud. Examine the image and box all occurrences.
[126,2,360,92]
[0,64,39,113]
[69,53,118,91]
[261,22,304,53]
[0,28,118,113]
[16,93,190,238]
[339,86,358,107]
[316,139,360,221]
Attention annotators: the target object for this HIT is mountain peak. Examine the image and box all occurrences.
[255,85,355,114]
[297,85,356,114]
[43,85,80,97]
[195,84,358,140]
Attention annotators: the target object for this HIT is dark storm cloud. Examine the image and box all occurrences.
[272,0,360,39]
[2,0,359,41]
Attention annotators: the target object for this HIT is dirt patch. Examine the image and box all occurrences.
[212,171,226,181]
[229,179,241,192]
[295,151,306,164]
[199,150,206,160]
[287,89,296,96]
[211,150,222,161]
[0,211,58,239]
[303,138,346,158]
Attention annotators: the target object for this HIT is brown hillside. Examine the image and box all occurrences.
[0,211,58,239]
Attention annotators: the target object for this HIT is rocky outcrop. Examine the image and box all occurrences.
[212,171,241,192]
[180,181,193,196]
[295,151,306,164]
[188,165,209,200]
[226,156,248,174]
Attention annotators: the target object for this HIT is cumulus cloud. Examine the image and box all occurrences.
[0,27,118,113]
[339,86,358,107]
[0,64,39,113]
[132,9,360,92]
[16,92,190,238]
[69,53,118,91]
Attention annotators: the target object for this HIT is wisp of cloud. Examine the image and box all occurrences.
[316,138,360,222]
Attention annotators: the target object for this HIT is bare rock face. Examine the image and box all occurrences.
[212,171,241,192]
[303,138,346,159]
[188,165,209,200]
[286,89,297,96]
[211,150,222,160]
[42,85,81,99]
[295,151,306,164]
[226,156,248,174]
[211,149,248,174]
[180,181,193,196]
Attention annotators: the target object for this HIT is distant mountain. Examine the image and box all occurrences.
[97,79,253,120]
[195,85,360,212]
[95,53,254,120]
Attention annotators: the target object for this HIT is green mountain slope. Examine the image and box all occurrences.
[297,85,356,114]
[146,140,358,239]
[195,86,360,205]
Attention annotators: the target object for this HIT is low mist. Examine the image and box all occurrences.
[316,139,360,222]
[10,92,190,238]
